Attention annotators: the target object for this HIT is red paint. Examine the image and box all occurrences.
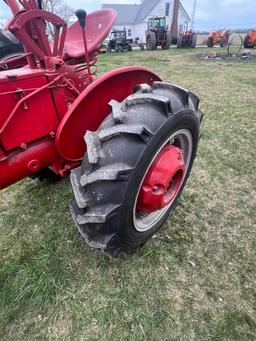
[0,68,59,151]
[64,10,117,60]
[0,0,162,190]
[0,140,59,189]
[56,67,162,161]
[137,146,185,213]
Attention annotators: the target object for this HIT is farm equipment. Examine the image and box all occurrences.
[108,29,133,52]
[0,0,203,257]
[177,0,197,49]
[207,29,230,48]
[244,29,256,48]
[177,30,197,48]
[0,29,25,69]
[146,16,172,50]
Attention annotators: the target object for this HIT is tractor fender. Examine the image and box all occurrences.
[55,66,162,161]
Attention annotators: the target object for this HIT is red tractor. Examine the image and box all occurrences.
[146,16,172,50]
[177,30,197,48]
[0,0,203,257]
[207,29,230,48]
[244,29,256,48]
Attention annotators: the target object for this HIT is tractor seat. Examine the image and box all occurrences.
[63,9,116,60]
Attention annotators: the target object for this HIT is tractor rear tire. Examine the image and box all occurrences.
[207,37,214,48]
[244,37,249,48]
[146,32,157,50]
[70,82,203,257]
[162,31,172,50]
[244,36,252,49]
[220,38,226,48]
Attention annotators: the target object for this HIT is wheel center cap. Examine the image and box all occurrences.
[137,145,185,213]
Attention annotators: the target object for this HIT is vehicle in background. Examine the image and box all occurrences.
[207,29,230,48]
[146,16,171,50]
[244,29,256,48]
[177,30,197,48]
[107,29,133,52]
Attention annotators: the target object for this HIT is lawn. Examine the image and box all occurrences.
[0,48,255,340]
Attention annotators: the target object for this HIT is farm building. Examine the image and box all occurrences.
[102,0,190,44]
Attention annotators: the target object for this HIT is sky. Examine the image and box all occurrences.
[0,0,256,30]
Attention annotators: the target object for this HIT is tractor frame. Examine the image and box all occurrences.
[0,0,160,190]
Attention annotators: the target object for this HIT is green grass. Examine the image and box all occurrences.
[1,48,256,340]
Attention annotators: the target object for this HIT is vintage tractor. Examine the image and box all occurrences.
[146,16,172,50]
[108,29,133,52]
[177,30,197,48]
[244,29,256,48]
[0,0,203,257]
[207,29,230,48]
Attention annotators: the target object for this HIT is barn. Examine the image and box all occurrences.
[102,0,190,44]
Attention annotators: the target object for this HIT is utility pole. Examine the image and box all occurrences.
[190,0,197,30]
[171,0,180,42]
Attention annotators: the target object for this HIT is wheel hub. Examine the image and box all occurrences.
[137,145,185,213]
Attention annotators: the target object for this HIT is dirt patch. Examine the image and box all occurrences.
[196,51,256,62]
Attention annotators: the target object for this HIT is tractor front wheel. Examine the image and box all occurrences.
[146,32,157,50]
[70,82,202,257]
[207,37,214,48]
[162,31,172,50]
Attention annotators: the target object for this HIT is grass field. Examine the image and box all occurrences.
[0,48,256,340]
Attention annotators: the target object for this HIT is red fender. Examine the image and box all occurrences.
[55,66,162,161]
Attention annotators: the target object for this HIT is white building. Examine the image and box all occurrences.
[102,0,190,44]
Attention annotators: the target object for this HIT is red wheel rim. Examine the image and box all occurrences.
[136,145,185,213]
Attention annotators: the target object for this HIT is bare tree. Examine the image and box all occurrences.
[42,0,74,38]
[42,0,74,23]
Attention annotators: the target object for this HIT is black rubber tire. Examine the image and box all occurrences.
[207,37,214,48]
[162,31,172,50]
[243,36,253,49]
[146,32,157,50]
[0,52,23,61]
[220,37,225,48]
[70,82,203,257]
[243,37,249,48]
[127,45,132,52]
[116,46,123,53]
[0,52,26,70]
[220,32,229,48]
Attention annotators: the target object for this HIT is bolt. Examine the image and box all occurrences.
[152,184,165,195]
[20,143,27,150]
[152,185,159,193]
